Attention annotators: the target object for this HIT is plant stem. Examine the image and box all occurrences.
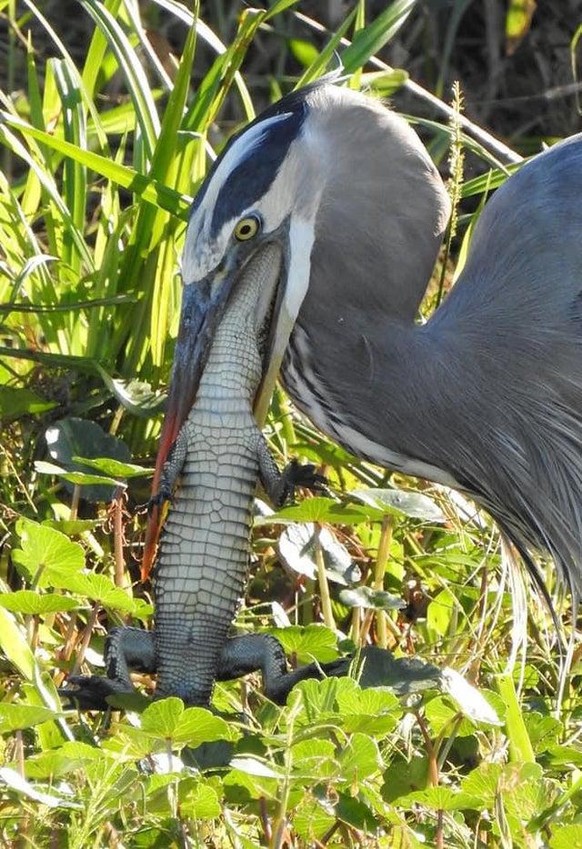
[373,514,394,649]
[315,525,335,631]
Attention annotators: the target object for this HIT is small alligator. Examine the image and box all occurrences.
[63,243,325,709]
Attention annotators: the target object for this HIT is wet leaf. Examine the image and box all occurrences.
[350,488,446,522]
[44,418,132,502]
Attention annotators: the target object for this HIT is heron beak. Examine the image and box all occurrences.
[142,268,237,577]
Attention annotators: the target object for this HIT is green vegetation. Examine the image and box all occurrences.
[0,1,581,846]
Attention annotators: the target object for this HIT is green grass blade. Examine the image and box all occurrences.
[296,8,358,86]
[341,0,417,72]
[0,113,191,218]
[80,0,161,163]
[52,60,87,276]
[496,672,535,764]
[81,0,123,97]
[150,12,197,183]
[152,0,255,122]
[0,123,93,272]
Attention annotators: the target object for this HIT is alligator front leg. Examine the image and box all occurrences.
[257,437,328,508]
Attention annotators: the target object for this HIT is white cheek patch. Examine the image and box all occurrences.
[285,217,316,320]
[254,214,317,426]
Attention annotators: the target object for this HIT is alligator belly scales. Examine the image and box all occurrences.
[62,245,329,710]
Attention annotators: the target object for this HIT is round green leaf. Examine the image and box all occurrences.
[338,733,382,780]
[178,780,221,819]
[0,591,80,615]
[13,518,85,585]
[0,704,57,734]
[268,624,339,664]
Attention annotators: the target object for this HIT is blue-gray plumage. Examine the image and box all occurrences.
[176,80,582,599]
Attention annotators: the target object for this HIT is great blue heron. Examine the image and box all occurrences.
[147,79,582,600]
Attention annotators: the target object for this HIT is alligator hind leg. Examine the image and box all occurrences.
[59,627,156,711]
[60,629,350,710]
[218,634,350,705]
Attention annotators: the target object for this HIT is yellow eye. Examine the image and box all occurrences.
[234,214,261,242]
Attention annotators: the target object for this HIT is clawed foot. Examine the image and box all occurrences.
[274,459,329,508]
[148,486,172,512]
[58,675,134,711]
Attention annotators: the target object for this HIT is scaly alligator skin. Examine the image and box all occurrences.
[62,244,324,709]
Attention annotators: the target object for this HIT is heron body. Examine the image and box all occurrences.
[283,125,582,596]
[165,79,582,596]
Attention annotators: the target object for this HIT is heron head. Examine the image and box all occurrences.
[157,85,327,474]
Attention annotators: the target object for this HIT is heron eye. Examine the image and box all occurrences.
[234,214,261,242]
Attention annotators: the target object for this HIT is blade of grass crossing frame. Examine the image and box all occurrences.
[84,145,126,362]
[81,0,123,98]
[349,0,367,90]
[496,673,535,764]
[264,0,301,17]
[120,17,199,375]
[0,115,190,218]
[296,7,358,86]
[52,60,87,279]
[80,0,160,162]
[149,8,197,183]
[148,7,198,368]
[19,46,44,221]
[23,0,112,157]
[201,8,264,130]
[340,0,417,73]
[0,126,93,279]
[151,0,255,122]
